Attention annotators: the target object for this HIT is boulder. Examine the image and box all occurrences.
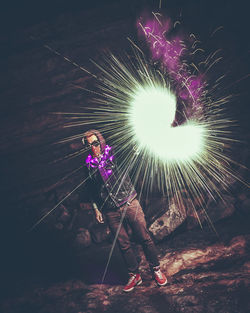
[58,204,71,223]
[74,228,91,248]
[186,194,236,229]
[143,195,168,223]
[89,223,111,244]
[237,193,250,213]
[160,235,248,277]
[149,200,186,241]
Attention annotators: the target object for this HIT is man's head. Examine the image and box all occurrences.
[82,129,106,157]
[85,133,101,157]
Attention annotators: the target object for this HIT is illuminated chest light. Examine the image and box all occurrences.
[128,85,206,162]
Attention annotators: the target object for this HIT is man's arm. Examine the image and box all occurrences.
[86,168,104,224]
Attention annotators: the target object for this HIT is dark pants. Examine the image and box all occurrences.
[105,199,159,273]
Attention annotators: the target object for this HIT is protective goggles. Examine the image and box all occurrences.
[88,140,100,147]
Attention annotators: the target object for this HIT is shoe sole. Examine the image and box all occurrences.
[123,279,142,292]
[156,279,168,286]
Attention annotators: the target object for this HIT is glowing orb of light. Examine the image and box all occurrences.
[128,85,206,161]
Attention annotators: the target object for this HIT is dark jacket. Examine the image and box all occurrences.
[84,131,137,211]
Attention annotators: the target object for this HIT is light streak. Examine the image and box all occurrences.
[28,174,92,232]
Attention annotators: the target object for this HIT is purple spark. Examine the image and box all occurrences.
[85,145,115,179]
[138,15,206,117]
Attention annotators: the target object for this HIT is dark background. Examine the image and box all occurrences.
[0,0,249,303]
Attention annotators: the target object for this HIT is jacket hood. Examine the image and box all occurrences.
[82,129,106,153]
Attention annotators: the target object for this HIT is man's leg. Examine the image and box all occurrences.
[105,208,143,292]
[105,208,139,273]
[123,199,168,286]
[123,199,159,268]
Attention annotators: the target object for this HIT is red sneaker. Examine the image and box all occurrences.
[153,267,167,286]
[123,273,142,292]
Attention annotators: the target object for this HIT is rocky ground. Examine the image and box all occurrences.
[1,206,250,313]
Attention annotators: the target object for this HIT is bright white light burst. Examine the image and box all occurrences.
[128,84,206,161]
[61,50,241,208]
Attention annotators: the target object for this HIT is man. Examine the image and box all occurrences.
[82,129,167,292]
